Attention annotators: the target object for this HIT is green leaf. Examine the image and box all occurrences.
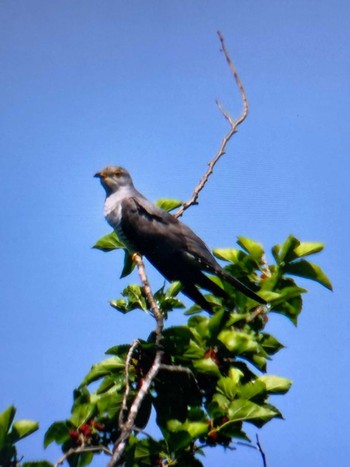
[93,231,124,251]
[166,430,192,452]
[284,260,333,290]
[120,250,135,278]
[218,330,259,354]
[193,358,221,378]
[272,235,300,264]
[294,242,324,258]
[216,372,241,400]
[0,406,16,445]
[258,375,292,394]
[208,309,227,340]
[70,402,95,428]
[165,281,183,297]
[237,237,264,262]
[155,198,183,212]
[238,380,266,400]
[23,462,53,467]
[80,357,125,386]
[10,420,38,443]
[44,421,70,448]
[213,248,241,263]
[259,333,284,355]
[227,399,278,425]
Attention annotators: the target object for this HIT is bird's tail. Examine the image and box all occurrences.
[217,269,266,305]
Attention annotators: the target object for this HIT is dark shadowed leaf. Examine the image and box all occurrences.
[23,462,53,467]
[272,235,300,264]
[284,260,333,290]
[44,421,71,448]
[120,250,135,278]
[0,406,16,445]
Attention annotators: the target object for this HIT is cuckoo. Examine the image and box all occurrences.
[95,166,266,313]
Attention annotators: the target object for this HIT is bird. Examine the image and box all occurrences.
[95,166,266,313]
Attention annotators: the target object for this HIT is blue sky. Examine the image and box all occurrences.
[1,1,349,466]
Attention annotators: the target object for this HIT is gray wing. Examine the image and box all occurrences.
[120,196,219,270]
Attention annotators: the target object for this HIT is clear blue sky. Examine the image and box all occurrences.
[1,1,349,466]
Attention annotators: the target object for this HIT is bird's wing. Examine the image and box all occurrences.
[120,196,215,263]
[120,196,186,254]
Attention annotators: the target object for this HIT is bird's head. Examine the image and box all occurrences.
[94,166,134,196]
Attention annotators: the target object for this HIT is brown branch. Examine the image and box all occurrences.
[118,339,140,428]
[175,31,249,219]
[54,445,113,466]
[108,254,164,467]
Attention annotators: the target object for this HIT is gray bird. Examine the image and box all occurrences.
[95,166,266,313]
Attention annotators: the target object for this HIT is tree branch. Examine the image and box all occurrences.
[175,31,248,219]
[108,254,164,467]
[54,445,113,467]
[118,339,140,428]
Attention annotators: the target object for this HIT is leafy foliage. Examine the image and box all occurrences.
[38,232,330,465]
[2,225,330,465]
[0,406,39,466]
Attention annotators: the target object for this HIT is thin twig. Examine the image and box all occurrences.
[256,434,268,467]
[175,31,248,219]
[118,339,140,428]
[108,255,164,467]
[55,445,113,467]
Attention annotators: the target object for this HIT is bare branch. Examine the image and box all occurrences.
[55,445,112,467]
[108,254,164,467]
[175,31,248,219]
[118,339,140,428]
[132,252,163,323]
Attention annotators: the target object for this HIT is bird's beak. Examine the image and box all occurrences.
[94,171,103,179]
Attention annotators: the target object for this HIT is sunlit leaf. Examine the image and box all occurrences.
[80,357,125,386]
[237,237,264,262]
[258,375,292,394]
[193,358,221,378]
[213,248,241,263]
[227,399,278,425]
[93,231,124,251]
[218,330,259,354]
[238,380,266,400]
[293,242,324,258]
[10,420,38,443]
[155,199,183,212]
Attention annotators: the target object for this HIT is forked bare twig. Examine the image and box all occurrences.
[175,31,248,219]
